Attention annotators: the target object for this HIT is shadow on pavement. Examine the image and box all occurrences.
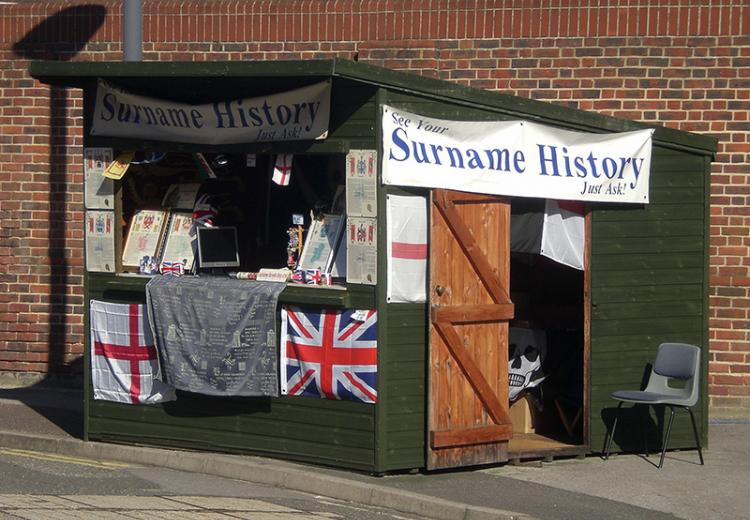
[0,379,83,439]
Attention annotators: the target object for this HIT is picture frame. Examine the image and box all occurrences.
[160,211,197,271]
[121,209,168,268]
[297,213,344,273]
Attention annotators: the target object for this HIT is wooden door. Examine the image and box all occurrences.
[428,189,515,470]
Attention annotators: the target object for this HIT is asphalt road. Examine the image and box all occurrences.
[2,387,748,520]
[0,447,424,520]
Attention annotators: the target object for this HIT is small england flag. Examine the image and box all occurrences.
[272,154,293,186]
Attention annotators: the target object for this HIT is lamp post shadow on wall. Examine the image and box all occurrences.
[12,5,106,382]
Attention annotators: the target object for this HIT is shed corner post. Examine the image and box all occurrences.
[701,153,711,447]
[374,87,389,474]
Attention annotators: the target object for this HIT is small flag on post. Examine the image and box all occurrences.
[273,154,293,186]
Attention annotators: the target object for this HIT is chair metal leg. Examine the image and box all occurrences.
[638,404,649,457]
[605,401,623,460]
[659,406,676,469]
[686,407,705,465]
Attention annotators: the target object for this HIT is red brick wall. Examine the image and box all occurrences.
[0,1,748,414]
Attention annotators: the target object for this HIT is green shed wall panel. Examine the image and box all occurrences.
[86,274,378,471]
[379,303,427,471]
[589,148,709,454]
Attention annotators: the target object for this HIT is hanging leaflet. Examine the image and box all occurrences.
[84,147,114,209]
[346,149,378,217]
[85,210,116,273]
[103,151,135,180]
[346,217,377,285]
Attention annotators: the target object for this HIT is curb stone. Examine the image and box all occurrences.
[0,431,537,520]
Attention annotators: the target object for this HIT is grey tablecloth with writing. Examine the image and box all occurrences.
[146,276,285,396]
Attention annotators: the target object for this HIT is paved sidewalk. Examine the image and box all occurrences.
[0,385,747,520]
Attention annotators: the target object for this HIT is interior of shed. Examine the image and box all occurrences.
[507,198,586,457]
[115,150,347,277]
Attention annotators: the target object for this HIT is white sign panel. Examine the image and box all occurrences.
[83,147,114,209]
[85,210,116,273]
[91,80,331,144]
[346,149,378,217]
[382,105,654,204]
[346,217,377,285]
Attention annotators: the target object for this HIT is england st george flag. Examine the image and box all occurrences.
[281,307,378,403]
[89,300,175,404]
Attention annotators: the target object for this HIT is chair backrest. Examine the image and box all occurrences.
[645,343,701,407]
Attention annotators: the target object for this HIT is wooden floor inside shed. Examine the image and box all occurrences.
[508,433,587,462]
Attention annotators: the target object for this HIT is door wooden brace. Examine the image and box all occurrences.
[432,304,515,324]
[433,321,514,427]
[431,424,513,449]
[443,191,506,204]
[433,192,512,305]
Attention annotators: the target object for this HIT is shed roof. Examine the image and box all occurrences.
[29,58,717,154]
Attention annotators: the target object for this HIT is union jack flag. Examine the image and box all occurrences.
[281,307,378,403]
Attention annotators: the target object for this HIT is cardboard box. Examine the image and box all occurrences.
[509,395,536,434]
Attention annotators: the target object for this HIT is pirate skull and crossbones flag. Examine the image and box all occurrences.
[508,327,547,402]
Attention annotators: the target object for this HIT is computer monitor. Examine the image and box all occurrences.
[196,226,240,269]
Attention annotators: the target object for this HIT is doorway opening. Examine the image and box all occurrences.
[507,197,587,459]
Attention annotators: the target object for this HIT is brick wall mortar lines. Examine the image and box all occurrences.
[0,0,748,414]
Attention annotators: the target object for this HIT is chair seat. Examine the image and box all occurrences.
[610,390,681,404]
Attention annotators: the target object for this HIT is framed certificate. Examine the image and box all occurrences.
[160,211,197,271]
[121,209,168,268]
[297,214,344,273]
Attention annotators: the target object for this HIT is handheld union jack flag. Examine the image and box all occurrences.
[281,307,378,403]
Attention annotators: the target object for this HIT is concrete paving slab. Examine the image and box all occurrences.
[0,495,84,509]
[60,495,194,510]
[230,514,342,520]
[125,512,248,520]
[167,496,299,512]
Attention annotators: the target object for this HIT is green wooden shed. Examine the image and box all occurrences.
[30,59,716,473]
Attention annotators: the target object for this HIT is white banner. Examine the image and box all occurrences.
[382,105,654,204]
[91,80,331,144]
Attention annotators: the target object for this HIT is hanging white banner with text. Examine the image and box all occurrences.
[381,105,654,204]
[91,80,331,145]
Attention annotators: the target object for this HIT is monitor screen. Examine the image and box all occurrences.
[196,226,240,269]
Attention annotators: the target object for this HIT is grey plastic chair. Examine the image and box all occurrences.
[604,342,704,468]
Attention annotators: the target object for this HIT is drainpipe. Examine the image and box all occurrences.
[123,0,143,61]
